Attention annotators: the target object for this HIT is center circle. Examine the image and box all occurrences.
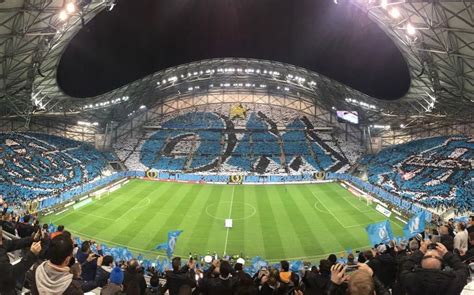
[205,202,257,221]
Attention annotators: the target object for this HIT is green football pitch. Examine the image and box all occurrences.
[44,179,404,262]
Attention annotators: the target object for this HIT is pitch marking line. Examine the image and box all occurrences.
[223,186,235,255]
[342,196,373,214]
[311,191,349,229]
[117,197,151,221]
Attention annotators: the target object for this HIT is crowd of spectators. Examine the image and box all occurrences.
[364,136,473,212]
[1,208,474,295]
[114,107,361,175]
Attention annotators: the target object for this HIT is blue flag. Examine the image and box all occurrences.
[155,230,183,258]
[403,211,426,239]
[366,220,394,245]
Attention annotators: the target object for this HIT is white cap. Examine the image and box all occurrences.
[204,255,213,263]
[236,258,245,265]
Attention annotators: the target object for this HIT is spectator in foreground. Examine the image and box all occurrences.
[199,259,238,295]
[328,263,390,295]
[163,256,196,295]
[95,255,114,288]
[302,260,330,295]
[399,241,469,295]
[123,259,147,295]
[50,225,65,239]
[76,241,101,282]
[31,234,83,295]
[101,266,124,295]
[467,216,474,234]
[0,227,41,295]
[17,215,35,238]
[438,225,455,251]
[454,222,468,253]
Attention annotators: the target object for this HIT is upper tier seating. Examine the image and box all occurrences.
[115,106,362,174]
[365,136,474,212]
[0,132,112,204]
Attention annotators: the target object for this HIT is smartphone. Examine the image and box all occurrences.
[345,265,359,274]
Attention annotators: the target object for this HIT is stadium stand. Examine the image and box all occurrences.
[114,105,362,174]
[0,132,114,206]
[364,136,474,212]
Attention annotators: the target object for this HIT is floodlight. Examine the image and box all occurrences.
[389,8,400,19]
[66,2,76,13]
[380,0,388,9]
[59,10,68,21]
[406,23,416,35]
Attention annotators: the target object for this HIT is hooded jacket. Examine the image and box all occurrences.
[164,265,196,295]
[31,261,83,295]
[399,250,469,295]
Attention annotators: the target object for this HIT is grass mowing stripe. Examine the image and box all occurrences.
[239,186,265,258]
[44,180,408,261]
[107,182,174,246]
[227,185,247,256]
[302,184,362,250]
[185,185,219,254]
[202,185,230,254]
[322,185,379,227]
[223,186,235,255]
[268,186,309,257]
[253,186,286,259]
[293,184,345,252]
[142,184,199,250]
[282,185,324,255]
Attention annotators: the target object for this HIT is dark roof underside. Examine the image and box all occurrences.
[57,0,410,100]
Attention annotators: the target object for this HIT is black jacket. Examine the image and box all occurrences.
[163,266,196,295]
[302,271,330,295]
[198,276,239,295]
[399,250,469,295]
[16,222,35,238]
[123,268,147,295]
[95,266,111,288]
[0,250,37,295]
[0,236,32,264]
[0,220,16,235]
[367,254,397,287]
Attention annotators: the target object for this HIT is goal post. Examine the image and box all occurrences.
[359,193,373,206]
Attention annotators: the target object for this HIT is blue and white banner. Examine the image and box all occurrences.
[366,220,394,245]
[403,211,426,239]
[155,230,183,258]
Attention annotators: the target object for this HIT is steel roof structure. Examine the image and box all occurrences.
[0,0,472,130]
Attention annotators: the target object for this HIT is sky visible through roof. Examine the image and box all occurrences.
[58,0,410,100]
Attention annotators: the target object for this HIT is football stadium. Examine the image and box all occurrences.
[0,0,473,294]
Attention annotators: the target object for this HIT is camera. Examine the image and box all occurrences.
[427,243,438,250]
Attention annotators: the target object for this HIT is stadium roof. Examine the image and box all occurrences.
[0,0,472,129]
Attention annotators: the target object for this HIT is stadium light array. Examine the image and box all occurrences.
[58,1,77,22]
[406,23,416,35]
[66,2,76,13]
[58,10,68,21]
[345,98,377,110]
[82,96,129,110]
[389,8,401,19]
[370,124,390,130]
[77,121,99,127]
